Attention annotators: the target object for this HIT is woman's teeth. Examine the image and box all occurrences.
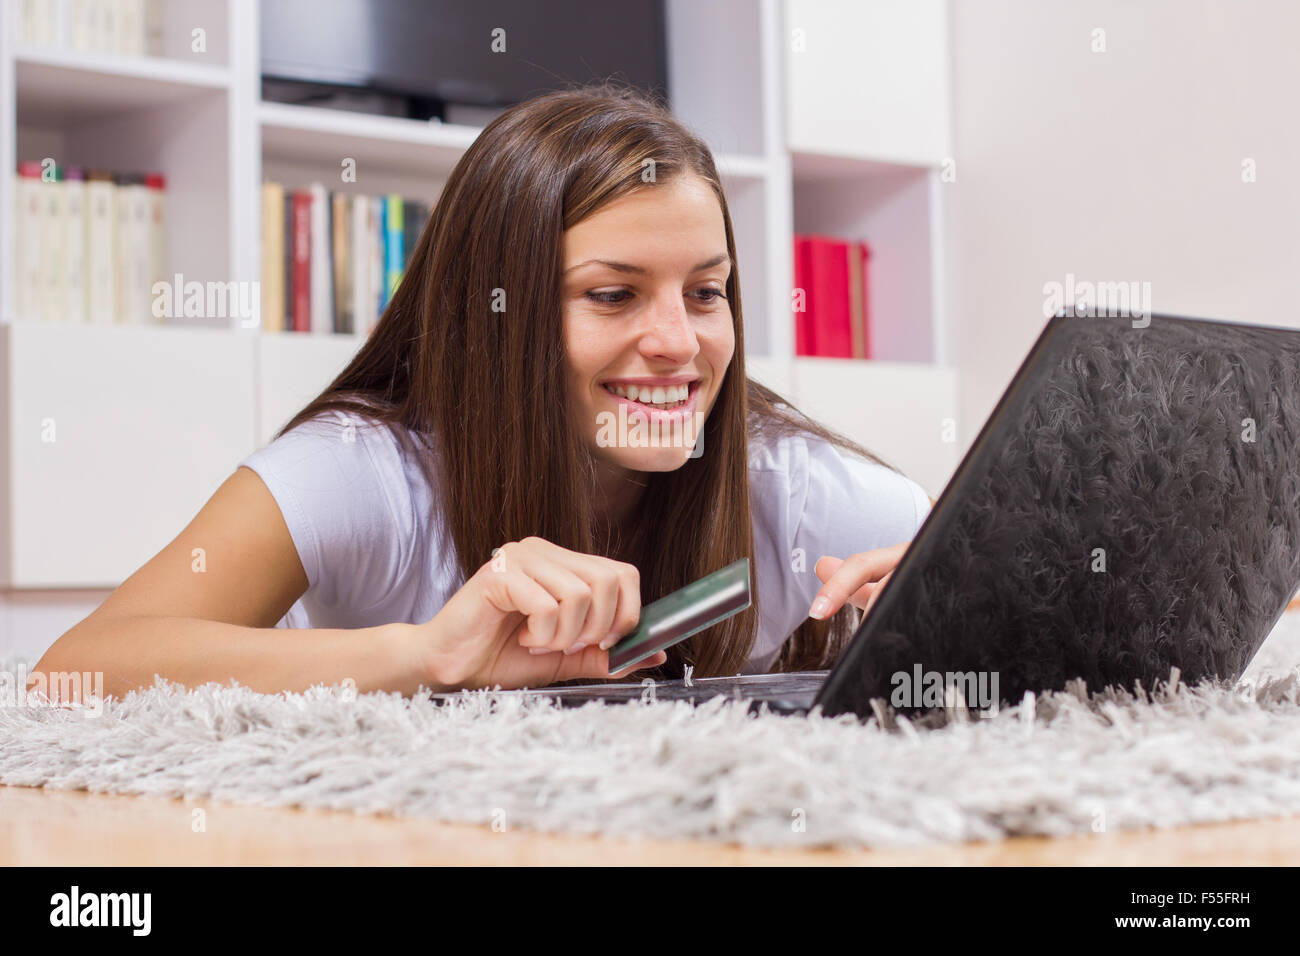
[605,383,691,408]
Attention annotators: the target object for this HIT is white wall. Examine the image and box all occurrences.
[0,590,109,662]
[948,0,1300,443]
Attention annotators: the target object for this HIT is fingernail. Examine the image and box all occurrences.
[809,596,830,620]
[563,643,587,656]
[599,634,619,651]
[528,647,553,656]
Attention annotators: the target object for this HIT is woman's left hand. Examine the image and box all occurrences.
[808,542,910,621]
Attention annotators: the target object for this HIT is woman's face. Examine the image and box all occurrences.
[562,174,736,473]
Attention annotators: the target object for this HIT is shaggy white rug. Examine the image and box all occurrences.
[2,616,1299,850]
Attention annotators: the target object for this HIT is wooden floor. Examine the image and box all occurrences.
[2,784,1298,865]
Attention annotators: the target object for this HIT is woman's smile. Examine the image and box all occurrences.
[599,376,703,423]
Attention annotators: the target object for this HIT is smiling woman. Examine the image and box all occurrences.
[32,82,931,701]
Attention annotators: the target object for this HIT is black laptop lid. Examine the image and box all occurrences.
[815,313,1300,719]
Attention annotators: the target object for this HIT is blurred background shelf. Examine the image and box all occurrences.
[259,101,480,178]
[14,48,231,119]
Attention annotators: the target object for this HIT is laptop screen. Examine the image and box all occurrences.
[818,313,1300,717]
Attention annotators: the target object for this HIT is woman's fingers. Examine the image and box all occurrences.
[486,569,560,645]
[608,650,667,679]
[861,571,893,615]
[540,646,666,682]
[540,542,641,651]
[601,562,642,650]
[809,542,909,619]
[520,561,593,653]
[502,538,640,656]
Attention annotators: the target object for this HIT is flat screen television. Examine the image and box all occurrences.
[260,0,669,121]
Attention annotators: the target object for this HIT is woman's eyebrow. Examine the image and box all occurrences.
[563,253,730,276]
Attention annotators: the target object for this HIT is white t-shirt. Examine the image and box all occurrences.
[237,409,932,673]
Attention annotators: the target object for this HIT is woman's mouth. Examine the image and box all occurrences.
[601,380,696,410]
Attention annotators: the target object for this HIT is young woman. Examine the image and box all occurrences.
[32,84,932,700]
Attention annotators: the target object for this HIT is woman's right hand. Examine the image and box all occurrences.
[411,536,666,691]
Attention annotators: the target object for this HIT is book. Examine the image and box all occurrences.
[115,172,152,324]
[793,235,814,357]
[793,233,872,359]
[85,169,116,325]
[290,191,312,333]
[857,242,872,359]
[383,193,404,304]
[308,182,332,334]
[374,196,387,316]
[15,162,44,322]
[331,191,352,334]
[283,188,294,331]
[145,173,167,319]
[350,194,372,338]
[261,182,285,332]
[402,200,426,272]
[41,166,67,323]
[64,167,87,324]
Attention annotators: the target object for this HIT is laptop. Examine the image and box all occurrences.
[435,312,1300,718]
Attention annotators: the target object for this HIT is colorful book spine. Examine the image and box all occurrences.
[261,182,285,332]
[331,191,352,334]
[308,182,332,335]
[383,193,404,305]
[290,191,311,333]
[373,196,387,317]
[259,183,432,333]
[350,193,371,337]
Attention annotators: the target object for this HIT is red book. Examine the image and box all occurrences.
[853,241,872,359]
[291,191,312,333]
[803,234,853,358]
[793,236,816,356]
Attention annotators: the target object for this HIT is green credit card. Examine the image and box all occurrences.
[607,558,752,672]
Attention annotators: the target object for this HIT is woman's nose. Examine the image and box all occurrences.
[637,295,699,364]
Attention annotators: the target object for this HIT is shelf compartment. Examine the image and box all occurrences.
[14,48,230,122]
[259,102,481,180]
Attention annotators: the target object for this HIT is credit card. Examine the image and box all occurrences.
[607,558,752,672]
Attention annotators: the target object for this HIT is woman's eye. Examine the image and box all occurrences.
[586,290,632,305]
[584,288,727,307]
[693,287,727,303]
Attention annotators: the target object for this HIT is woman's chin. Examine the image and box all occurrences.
[597,445,698,473]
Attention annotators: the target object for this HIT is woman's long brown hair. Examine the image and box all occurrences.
[278,82,896,678]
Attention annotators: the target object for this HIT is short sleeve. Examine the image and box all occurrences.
[748,432,932,669]
[237,411,410,614]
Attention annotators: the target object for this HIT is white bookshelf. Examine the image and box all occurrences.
[0,0,958,599]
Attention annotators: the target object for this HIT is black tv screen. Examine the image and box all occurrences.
[260,0,668,115]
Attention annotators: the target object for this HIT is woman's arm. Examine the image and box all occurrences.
[30,466,427,700]
[32,468,664,701]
